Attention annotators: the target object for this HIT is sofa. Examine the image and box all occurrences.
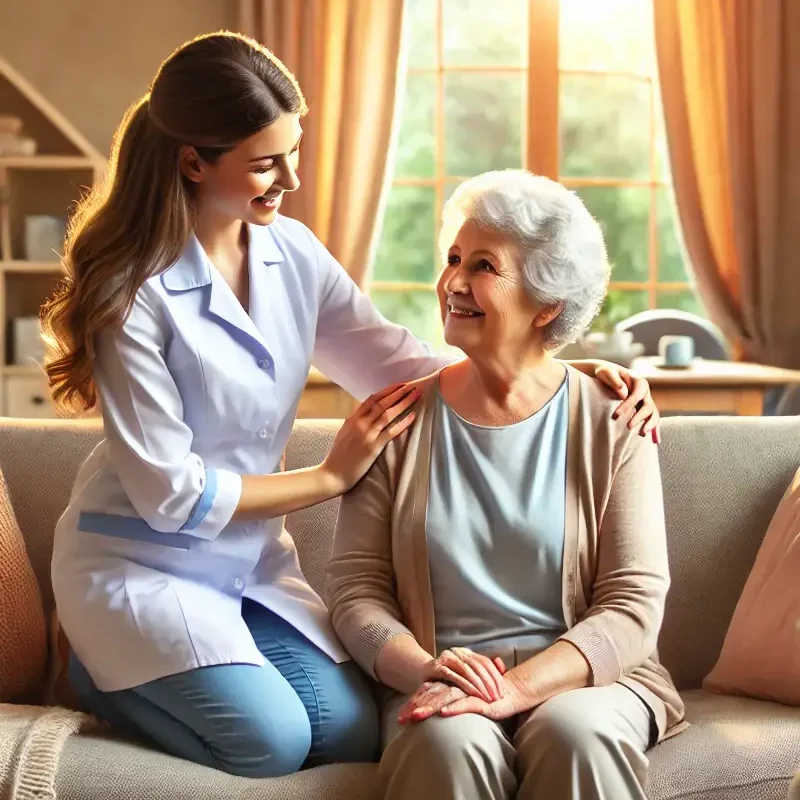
[1,414,799,800]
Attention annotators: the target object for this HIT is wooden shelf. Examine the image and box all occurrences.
[1,260,64,273]
[0,155,100,169]
[0,58,105,416]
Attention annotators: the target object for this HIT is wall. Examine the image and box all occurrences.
[0,0,238,154]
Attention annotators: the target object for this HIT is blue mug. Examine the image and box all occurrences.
[658,335,695,367]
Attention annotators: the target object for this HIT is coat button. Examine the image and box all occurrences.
[257,357,272,370]
[258,429,268,439]
[233,577,244,590]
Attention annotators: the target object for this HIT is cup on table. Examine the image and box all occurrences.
[658,335,695,368]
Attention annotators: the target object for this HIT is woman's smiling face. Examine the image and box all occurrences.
[436,219,550,357]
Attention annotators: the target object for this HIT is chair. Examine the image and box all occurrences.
[775,385,800,416]
[615,309,731,361]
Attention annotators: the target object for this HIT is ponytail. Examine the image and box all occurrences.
[41,96,193,413]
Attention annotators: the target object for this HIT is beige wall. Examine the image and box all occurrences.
[0,0,238,155]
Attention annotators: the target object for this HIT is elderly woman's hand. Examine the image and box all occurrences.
[398,675,534,724]
[419,648,507,703]
[398,682,467,724]
[594,363,661,444]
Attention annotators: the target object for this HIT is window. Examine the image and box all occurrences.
[372,0,700,347]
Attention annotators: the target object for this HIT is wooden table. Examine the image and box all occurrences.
[631,357,800,415]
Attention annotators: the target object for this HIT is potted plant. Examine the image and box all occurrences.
[580,290,644,366]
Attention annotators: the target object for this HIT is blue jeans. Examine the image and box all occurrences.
[68,598,379,778]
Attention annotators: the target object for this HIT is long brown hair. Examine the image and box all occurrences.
[41,31,306,414]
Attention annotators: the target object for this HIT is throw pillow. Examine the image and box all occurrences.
[704,465,800,704]
[43,610,79,709]
[0,466,47,701]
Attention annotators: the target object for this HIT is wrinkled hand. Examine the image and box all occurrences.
[398,682,469,724]
[419,648,507,703]
[399,675,533,724]
[594,363,661,444]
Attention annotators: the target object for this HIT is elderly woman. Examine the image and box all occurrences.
[326,170,686,800]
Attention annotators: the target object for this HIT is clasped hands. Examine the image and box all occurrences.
[398,647,534,725]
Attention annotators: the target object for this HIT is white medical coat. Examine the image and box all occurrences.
[51,216,446,691]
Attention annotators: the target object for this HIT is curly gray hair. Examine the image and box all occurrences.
[439,170,610,349]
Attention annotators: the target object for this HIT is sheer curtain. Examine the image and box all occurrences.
[655,0,800,368]
[239,0,406,287]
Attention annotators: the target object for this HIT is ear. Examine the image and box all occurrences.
[533,301,564,329]
[179,145,207,184]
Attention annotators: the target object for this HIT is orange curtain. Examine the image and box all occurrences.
[654,0,800,367]
[239,0,405,287]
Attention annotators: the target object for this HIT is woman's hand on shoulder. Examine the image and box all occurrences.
[320,382,421,494]
[593,362,661,444]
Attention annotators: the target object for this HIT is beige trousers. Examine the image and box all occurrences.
[379,683,655,800]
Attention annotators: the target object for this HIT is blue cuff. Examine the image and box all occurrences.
[181,468,218,531]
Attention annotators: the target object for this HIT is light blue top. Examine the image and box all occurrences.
[426,376,569,658]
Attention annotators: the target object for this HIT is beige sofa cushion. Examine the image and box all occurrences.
[5,415,800,696]
[0,466,46,701]
[704,465,800,705]
[54,732,379,800]
[647,690,800,800]
[656,416,800,690]
[39,689,800,800]
[0,418,103,615]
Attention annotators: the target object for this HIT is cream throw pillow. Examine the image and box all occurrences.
[0,466,47,701]
[704,465,800,705]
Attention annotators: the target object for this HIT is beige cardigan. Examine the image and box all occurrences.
[326,366,687,741]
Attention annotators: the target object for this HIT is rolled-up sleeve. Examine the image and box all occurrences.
[94,288,241,539]
[306,228,452,400]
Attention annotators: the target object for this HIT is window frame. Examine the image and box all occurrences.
[371,0,693,316]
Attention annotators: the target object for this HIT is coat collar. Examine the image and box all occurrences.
[160,222,285,292]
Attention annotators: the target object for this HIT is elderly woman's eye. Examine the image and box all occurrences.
[447,254,460,267]
[476,259,496,273]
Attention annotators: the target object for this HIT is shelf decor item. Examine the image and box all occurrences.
[23,215,66,262]
[0,113,36,156]
[0,56,105,417]
[9,315,44,365]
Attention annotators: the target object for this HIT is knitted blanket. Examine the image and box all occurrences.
[0,704,97,800]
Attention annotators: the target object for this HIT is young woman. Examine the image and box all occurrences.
[42,32,660,779]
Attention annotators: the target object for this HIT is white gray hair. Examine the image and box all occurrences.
[439,170,610,349]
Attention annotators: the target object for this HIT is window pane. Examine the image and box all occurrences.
[373,186,436,282]
[561,75,651,180]
[395,73,436,178]
[372,289,443,346]
[576,186,650,282]
[442,0,527,66]
[656,290,705,317]
[593,289,649,331]
[559,0,655,75]
[444,73,523,176]
[406,0,436,68]
[656,186,689,282]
